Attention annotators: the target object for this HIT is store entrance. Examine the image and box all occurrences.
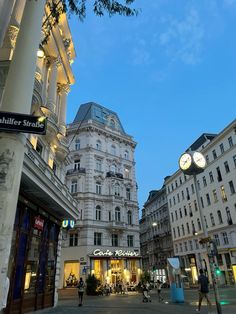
[110,260,124,285]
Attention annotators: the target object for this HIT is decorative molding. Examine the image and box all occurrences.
[57,83,70,94]
[7,25,19,49]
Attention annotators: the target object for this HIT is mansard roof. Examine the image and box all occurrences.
[187,133,217,152]
[73,102,126,134]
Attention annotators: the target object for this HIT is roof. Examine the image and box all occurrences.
[187,133,217,152]
[72,102,126,134]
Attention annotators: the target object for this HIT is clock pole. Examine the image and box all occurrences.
[179,151,222,314]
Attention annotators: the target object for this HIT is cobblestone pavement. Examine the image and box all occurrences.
[30,287,236,314]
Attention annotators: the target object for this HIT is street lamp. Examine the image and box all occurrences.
[179,151,222,314]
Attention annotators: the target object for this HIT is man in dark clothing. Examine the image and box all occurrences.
[77,277,85,306]
[196,269,212,313]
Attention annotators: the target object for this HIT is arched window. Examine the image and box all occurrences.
[124,150,129,160]
[115,207,121,222]
[96,205,101,221]
[75,138,80,150]
[217,210,223,224]
[110,119,115,129]
[96,140,102,150]
[111,145,116,156]
[127,210,132,225]
[71,180,78,193]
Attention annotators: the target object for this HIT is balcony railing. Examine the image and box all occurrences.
[67,168,86,175]
[106,171,123,179]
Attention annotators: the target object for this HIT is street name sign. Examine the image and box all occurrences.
[0,111,47,134]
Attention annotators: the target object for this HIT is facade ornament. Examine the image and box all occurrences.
[7,25,19,49]
[57,83,70,94]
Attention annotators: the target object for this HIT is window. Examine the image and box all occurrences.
[189,203,193,217]
[96,159,102,171]
[109,211,111,221]
[210,213,215,226]
[110,164,117,173]
[111,145,116,155]
[175,244,178,253]
[224,161,230,173]
[175,210,178,220]
[173,228,176,238]
[173,196,176,205]
[96,182,102,194]
[71,180,78,193]
[228,136,233,148]
[177,226,180,237]
[75,138,80,150]
[186,187,190,200]
[186,222,190,234]
[114,183,120,196]
[214,234,220,246]
[209,172,214,183]
[171,213,174,222]
[206,193,211,206]
[96,205,101,221]
[115,207,121,221]
[69,233,78,247]
[127,235,134,247]
[181,190,185,200]
[220,185,227,202]
[181,224,185,236]
[204,216,208,228]
[220,143,224,154]
[96,140,102,150]
[175,180,178,188]
[169,199,172,207]
[52,161,57,174]
[217,210,223,224]
[179,177,182,185]
[124,168,130,179]
[36,140,43,155]
[126,188,131,200]
[124,150,129,160]
[212,149,217,160]
[189,240,193,251]
[197,218,201,230]
[195,239,199,250]
[202,176,207,187]
[197,180,200,190]
[191,184,195,194]
[112,234,118,246]
[177,193,180,203]
[184,242,188,251]
[213,189,218,202]
[226,207,232,224]
[127,211,132,225]
[205,155,209,164]
[194,200,198,211]
[94,232,102,245]
[222,232,229,245]
[184,206,187,216]
[179,208,182,218]
[216,167,222,182]
[179,243,183,252]
[233,155,236,168]
[200,197,204,208]
[74,159,80,170]
[229,181,235,194]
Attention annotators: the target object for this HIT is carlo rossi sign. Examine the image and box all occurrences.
[0,111,47,134]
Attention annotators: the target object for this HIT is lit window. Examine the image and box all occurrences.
[220,185,227,202]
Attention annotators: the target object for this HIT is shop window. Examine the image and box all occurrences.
[112,234,118,246]
[127,235,134,247]
[64,262,79,287]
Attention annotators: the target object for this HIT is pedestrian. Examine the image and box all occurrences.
[77,277,85,307]
[157,280,164,302]
[196,269,212,313]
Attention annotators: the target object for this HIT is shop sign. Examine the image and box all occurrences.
[93,249,139,257]
[34,216,44,230]
[62,219,75,229]
[0,111,47,134]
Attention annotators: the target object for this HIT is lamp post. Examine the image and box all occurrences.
[179,151,222,314]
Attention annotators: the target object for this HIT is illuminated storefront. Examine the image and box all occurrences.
[90,249,142,285]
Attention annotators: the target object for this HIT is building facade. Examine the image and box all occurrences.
[0,1,78,313]
[140,184,174,283]
[166,120,236,286]
[60,102,141,288]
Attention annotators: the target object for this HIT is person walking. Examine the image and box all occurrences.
[77,277,85,307]
[196,269,212,313]
[157,280,164,302]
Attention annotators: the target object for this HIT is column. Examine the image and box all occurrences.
[0,0,46,310]
[46,57,60,113]
[58,83,70,136]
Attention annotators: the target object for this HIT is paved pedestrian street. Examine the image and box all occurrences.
[30,287,236,314]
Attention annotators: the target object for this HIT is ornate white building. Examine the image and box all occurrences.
[165,120,236,286]
[0,1,78,313]
[60,102,141,288]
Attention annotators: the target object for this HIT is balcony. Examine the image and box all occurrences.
[66,168,86,175]
[107,220,127,232]
[40,106,58,141]
[106,172,124,179]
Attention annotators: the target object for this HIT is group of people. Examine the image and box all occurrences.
[77,269,213,312]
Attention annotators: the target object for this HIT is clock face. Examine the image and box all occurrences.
[179,153,192,170]
[193,151,206,169]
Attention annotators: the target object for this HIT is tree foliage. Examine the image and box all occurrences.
[42,0,138,45]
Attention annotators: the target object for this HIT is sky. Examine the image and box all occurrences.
[66,0,236,210]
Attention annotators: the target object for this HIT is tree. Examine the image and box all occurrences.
[42,0,138,44]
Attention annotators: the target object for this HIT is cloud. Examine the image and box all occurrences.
[159,8,205,65]
[132,38,151,65]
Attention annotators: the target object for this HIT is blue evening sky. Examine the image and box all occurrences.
[66,0,236,210]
